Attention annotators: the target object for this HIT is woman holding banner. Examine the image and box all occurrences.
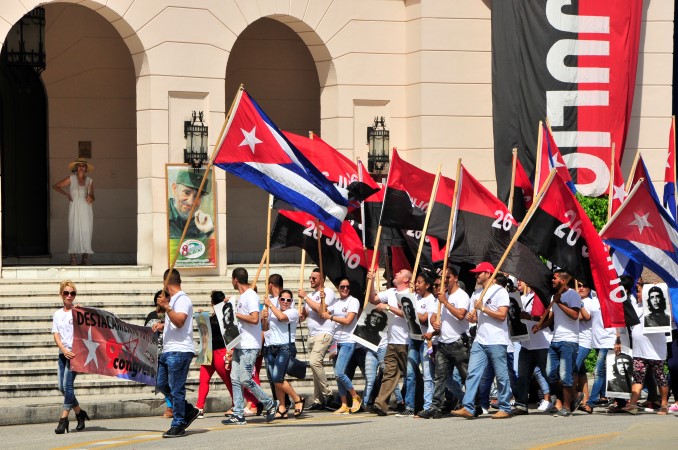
[52,280,90,434]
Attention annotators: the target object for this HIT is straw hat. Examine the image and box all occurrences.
[68,159,94,172]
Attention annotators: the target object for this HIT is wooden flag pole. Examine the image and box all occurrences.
[298,249,306,314]
[437,159,462,325]
[508,148,518,213]
[250,249,268,289]
[607,144,616,221]
[474,169,557,307]
[411,165,443,292]
[363,226,383,309]
[534,121,544,192]
[315,218,326,314]
[263,194,273,304]
[625,152,641,193]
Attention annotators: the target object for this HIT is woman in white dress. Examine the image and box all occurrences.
[53,159,95,265]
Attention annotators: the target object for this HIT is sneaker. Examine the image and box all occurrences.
[350,396,362,414]
[390,401,406,412]
[511,407,528,416]
[489,401,500,410]
[183,406,200,430]
[162,426,186,438]
[668,403,678,413]
[537,400,553,412]
[481,407,489,416]
[265,400,279,423]
[221,415,246,425]
[372,404,388,416]
[553,408,571,417]
[395,409,415,418]
[333,405,350,415]
[197,409,204,419]
[416,408,442,419]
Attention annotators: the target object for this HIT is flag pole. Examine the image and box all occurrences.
[673,115,677,220]
[437,159,462,325]
[250,249,268,289]
[363,226,382,309]
[473,169,558,308]
[508,148,518,212]
[263,194,273,304]
[607,143,616,221]
[625,152,641,193]
[298,250,306,314]
[165,85,245,292]
[534,121,544,192]
[315,218,326,314]
[411,165,443,292]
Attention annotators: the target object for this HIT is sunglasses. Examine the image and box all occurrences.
[279,297,293,303]
[62,291,77,297]
[339,285,350,290]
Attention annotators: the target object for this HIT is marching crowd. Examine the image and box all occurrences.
[51,263,678,438]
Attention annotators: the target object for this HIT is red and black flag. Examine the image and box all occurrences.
[517,172,626,327]
[512,155,534,220]
[379,150,455,241]
[270,210,373,299]
[283,131,379,203]
[450,165,552,308]
[492,1,643,200]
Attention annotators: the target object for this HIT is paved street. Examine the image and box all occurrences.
[5,408,676,450]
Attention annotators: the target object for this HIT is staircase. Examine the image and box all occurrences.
[0,265,353,425]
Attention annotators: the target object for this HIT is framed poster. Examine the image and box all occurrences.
[642,283,671,334]
[166,164,217,268]
[352,303,391,352]
[397,292,423,340]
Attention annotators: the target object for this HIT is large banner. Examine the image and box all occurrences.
[492,0,642,199]
[71,307,158,386]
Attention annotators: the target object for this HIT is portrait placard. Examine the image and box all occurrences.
[352,303,391,352]
[605,351,633,399]
[166,164,217,268]
[194,312,213,366]
[397,292,423,340]
[508,292,529,342]
[642,283,671,334]
[214,299,241,351]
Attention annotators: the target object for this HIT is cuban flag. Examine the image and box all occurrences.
[214,88,348,232]
[601,179,678,291]
[664,116,677,222]
[535,122,577,195]
[628,154,661,204]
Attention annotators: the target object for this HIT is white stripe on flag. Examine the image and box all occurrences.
[247,161,347,223]
[630,241,678,281]
[661,215,678,249]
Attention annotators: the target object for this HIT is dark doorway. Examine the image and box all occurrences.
[0,62,49,258]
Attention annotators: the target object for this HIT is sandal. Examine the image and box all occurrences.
[658,405,669,415]
[578,404,593,414]
[293,397,306,418]
[275,407,288,419]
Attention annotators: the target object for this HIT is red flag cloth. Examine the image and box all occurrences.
[518,173,626,327]
[609,155,627,216]
[514,157,534,209]
[380,150,455,241]
[71,307,158,386]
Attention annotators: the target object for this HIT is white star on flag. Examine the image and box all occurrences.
[83,326,100,369]
[239,127,263,154]
[612,184,627,203]
[629,212,653,234]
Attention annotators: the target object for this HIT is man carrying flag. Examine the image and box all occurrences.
[214,87,348,232]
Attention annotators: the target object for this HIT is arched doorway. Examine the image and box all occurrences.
[225,17,321,263]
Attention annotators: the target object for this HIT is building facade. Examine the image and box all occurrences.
[0,0,673,275]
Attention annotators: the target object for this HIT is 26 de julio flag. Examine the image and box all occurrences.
[492,1,642,200]
[71,307,158,386]
[512,156,534,220]
[518,171,626,327]
[282,131,380,203]
[379,150,455,241]
[664,116,677,222]
[450,165,552,310]
[270,210,373,299]
[602,180,678,290]
[214,88,348,232]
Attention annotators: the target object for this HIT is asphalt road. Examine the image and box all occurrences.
[8,408,677,450]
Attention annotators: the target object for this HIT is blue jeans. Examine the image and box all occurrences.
[534,366,550,396]
[157,351,194,428]
[265,345,290,384]
[364,345,403,405]
[57,354,79,410]
[405,340,434,411]
[462,342,511,415]
[231,349,274,417]
[479,352,517,409]
[575,346,591,376]
[547,341,578,388]
[587,348,608,406]
[335,343,356,397]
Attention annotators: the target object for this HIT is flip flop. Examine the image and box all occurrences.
[294,397,306,418]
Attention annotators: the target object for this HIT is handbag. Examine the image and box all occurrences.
[286,323,307,380]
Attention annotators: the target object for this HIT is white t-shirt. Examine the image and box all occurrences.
[305,287,336,336]
[163,291,195,353]
[236,289,263,350]
[519,292,551,350]
[438,289,470,344]
[631,301,667,360]
[474,284,510,346]
[329,295,360,344]
[263,295,278,347]
[589,295,617,349]
[266,306,300,347]
[578,296,595,349]
[378,288,411,345]
[551,289,580,343]
[52,308,74,352]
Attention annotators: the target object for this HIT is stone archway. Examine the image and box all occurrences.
[225,17,322,264]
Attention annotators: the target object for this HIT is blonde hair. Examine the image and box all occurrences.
[59,280,76,295]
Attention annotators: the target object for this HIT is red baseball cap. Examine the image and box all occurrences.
[469,262,495,273]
